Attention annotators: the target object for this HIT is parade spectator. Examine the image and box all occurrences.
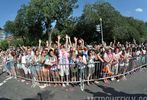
[0,35,146,88]
[49,49,60,87]
[87,50,95,85]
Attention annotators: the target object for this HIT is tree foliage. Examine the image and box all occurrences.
[0,40,9,50]
[4,0,78,45]
[4,1,147,45]
[73,2,147,43]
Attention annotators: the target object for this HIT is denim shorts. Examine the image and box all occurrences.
[17,63,22,69]
[6,61,14,70]
[79,68,86,79]
[28,65,36,75]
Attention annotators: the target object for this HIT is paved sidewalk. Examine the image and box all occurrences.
[0,67,147,100]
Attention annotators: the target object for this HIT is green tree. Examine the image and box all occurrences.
[29,0,78,41]
[4,20,15,34]
[0,40,9,50]
[73,1,147,43]
[4,0,78,45]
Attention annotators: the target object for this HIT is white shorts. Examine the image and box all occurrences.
[112,63,119,74]
[21,64,31,74]
[59,65,69,77]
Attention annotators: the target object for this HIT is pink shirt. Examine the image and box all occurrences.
[59,50,69,64]
[104,53,114,63]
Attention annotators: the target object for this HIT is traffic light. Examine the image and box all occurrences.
[96,24,101,32]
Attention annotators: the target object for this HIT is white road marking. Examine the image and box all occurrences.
[0,76,12,87]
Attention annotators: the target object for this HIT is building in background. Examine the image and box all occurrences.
[0,28,12,40]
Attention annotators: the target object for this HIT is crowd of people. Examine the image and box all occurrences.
[0,35,147,88]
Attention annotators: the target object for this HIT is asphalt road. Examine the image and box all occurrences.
[0,67,147,100]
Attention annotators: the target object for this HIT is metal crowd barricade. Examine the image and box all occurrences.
[12,55,147,85]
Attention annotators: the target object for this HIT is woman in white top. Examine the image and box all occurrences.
[112,48,122,75]
[87,50,95,85]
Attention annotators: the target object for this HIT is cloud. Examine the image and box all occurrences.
[135,8,143,12]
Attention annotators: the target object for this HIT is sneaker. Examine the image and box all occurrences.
[111,77,115,81]
[26,82,29,85]
[62,83,66,87]
[44,84,47,86]
[47,84,51,87]
[6,76,13,80]
[39,84,47,89]
[94,81,99,84]
[14,76,17,79]
[66,82,69,86]
[81,87,84,91]
[122,76,127,80]
[117,80,120,82]
[21,80,25,82]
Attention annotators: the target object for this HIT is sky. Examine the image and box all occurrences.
[0,0,147,28]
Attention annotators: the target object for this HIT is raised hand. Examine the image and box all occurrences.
[68,35,71,39]
[110,42,112,46]
[55,41,58,44]
[57,35,61,40]
[65,34,69,39]
[39,39,41,44]
[46,40,48,44]
[74,37,77,41]
[39,39,41,48]
[81,39,84,42]
[46,41,49,46]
